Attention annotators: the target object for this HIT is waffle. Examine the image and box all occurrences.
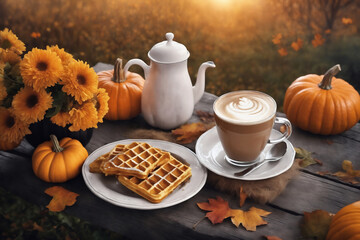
[89,144,127,173]
[117,154,192,203]
[100,142,169,179]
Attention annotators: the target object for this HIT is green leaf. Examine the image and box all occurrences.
[3,73,24,95]
[295,147,319,168]
[45,87,68,118]
[45,106,61,118]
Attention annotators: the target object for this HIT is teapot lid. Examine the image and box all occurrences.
[148,32,190,63]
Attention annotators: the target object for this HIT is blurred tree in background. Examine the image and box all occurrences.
[1,0,359,110]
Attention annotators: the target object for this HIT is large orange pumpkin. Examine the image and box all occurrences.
[326,201,360,240]
[32,135,88,183]
[97,58,144,120]
[283,65,360,135]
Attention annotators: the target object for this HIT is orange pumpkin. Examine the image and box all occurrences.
[32,135,88,183]
[284,65,360,135]
[326,201,360,240]
[97,58,145,120]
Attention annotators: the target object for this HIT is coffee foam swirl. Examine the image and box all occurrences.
[226,97,268,120]
[215,91,276,124]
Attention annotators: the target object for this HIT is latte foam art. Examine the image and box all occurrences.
[215,92,275,124]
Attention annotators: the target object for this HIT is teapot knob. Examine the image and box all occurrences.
[166,32,174,45]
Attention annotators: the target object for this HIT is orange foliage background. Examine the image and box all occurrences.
[1,0,359,109]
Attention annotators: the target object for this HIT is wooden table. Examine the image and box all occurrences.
[1,63,359,240]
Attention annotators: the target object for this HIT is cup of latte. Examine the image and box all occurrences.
[213,90,292,166]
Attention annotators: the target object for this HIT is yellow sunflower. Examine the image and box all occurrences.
[94,88,109,122]
[0,137,22,151]
[12,86,53,124]
[0,78,7,101]
[50,111,71,127]
[0,49,21,65]
[0,62,4,76]
[0,28,26,55]
[68,102,98,131]
[20,48,63,91]
[47,45,74,66]
[0,107,31,143]
[62,60,98,103]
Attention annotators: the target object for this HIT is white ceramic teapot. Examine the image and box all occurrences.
[124,32,215,130]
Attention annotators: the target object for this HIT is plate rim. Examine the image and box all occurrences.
[195,127,295,180]
[82,138,208,210]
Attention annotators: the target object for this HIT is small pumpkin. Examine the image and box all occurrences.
[283,64,360,135]
[326,201,360,240]
[32,135,88,183]
[97,58,145,120]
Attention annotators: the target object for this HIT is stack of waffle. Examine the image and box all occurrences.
[89,142,192,203]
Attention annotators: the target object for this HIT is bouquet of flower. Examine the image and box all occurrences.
[0,28,109,149]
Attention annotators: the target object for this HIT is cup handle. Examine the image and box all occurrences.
[268,117,292,144]
[124,59,150,79]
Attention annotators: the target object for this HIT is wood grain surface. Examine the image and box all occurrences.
[0,62,358,240]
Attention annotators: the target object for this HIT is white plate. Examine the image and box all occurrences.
[82,139,207,210]
[195,127,295,180]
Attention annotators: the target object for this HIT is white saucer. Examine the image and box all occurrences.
[195,127,295,180]
[82,139,207,210]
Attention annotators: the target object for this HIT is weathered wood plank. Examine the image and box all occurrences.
[280,119,360,186]
[2,148,358,239]
[271,172,360,214]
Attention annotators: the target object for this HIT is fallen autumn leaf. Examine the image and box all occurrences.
[172,122,214,144]
[197,196,232,224]
[197,196,271,231]
[301,210,333,240]
[45,186,79,212]
[239,186,247,207]
[295,147,321,168]
[230,207,271,231]
[264,236,283,240]
[331,160,360,184]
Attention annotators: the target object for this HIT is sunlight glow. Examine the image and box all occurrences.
[210,0,234,7]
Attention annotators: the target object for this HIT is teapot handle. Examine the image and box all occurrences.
[124,59,150,79]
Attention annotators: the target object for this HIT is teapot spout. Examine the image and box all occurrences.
[193,61,216,104]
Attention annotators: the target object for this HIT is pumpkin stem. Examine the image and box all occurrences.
[318,64,341,90]
[113,58,126,83]
[50,135,64,152]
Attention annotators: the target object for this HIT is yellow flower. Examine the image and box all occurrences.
[68,102,98,131]
[0,78,6,101]
[20,48,63,91]
[0,107,31,143]
[0,62,4,76]
[50,111,71,127]
[0,137,22,150]
[12,86,53,124]
[47,45,74,66]
[95,88,109,122]
[62,60,98,103]
[0,49,21,65]
[0,28,26,55]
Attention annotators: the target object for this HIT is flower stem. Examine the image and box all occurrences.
[50,135,64,152]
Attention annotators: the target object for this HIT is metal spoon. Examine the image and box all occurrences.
[234,141,287,177]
